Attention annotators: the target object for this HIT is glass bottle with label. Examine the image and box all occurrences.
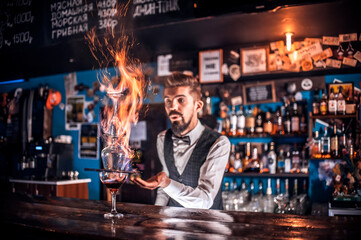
[255,107,264,135]
[236,105,246,136]
[263,110,273,135]
[312,89,320,115]
[246,106,255,135]
[328,88,337,115]
[291,145,301,173]
[330,122,339,158]
[243,142,251,170]
[204,91,212,115]
[228,144,236,172]
[291,102,300,133]
[339,123,347,153]
[311,130,321,157]
[345,88,356,114]
[320,90,328,115]
[337,86,346,115]
[277,149,285,173]
[267,142,277,174]
[229,104,237,136]
[284,106,292,134]
[274,109,284,135]
[321,127,330,155]
[260,143,269,173]
[284,151,291,173]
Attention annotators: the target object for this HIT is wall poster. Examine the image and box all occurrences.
[199,49,223,83]
[66,95,85,130]
[79,123,99,159]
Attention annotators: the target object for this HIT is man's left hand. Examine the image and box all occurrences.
[130,172,170,190]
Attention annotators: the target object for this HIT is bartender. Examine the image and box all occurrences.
[132,72,230,209]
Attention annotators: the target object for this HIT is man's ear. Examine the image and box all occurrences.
[195,99,204,113]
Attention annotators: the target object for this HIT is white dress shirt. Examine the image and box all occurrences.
[155,120,230,209]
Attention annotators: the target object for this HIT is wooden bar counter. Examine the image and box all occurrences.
[0,192,359,239]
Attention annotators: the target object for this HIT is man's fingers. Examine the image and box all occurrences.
[132,177,157,190]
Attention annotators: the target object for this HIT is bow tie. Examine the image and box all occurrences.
[172,135,191,145]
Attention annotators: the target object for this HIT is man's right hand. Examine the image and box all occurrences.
[130,172,170,190]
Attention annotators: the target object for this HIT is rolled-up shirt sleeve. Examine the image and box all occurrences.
[162,135,230,209]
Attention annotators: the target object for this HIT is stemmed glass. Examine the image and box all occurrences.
[100,140,130,219]
[100,89,131,219]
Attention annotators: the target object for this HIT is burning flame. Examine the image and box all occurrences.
[85,1,146,157]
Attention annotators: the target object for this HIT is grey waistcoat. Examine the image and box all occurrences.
[164,127,223,210]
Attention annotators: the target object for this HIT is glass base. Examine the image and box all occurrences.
[104,212,124,219]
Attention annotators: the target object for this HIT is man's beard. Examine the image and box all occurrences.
[169,111,193,136]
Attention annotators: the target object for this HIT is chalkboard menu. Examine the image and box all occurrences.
[0,0,195,52]
[242,81,276,105]
[131,0,195,27]
[0,0,43,51]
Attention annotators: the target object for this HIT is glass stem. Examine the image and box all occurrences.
[111,191,117,214]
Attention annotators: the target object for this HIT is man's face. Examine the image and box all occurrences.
[163,86,201,136]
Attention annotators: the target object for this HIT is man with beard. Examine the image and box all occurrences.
[132,72,230,209]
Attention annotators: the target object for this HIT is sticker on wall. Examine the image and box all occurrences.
[301,78,313,91]
[64,72,78,98]
[79,123,99,159]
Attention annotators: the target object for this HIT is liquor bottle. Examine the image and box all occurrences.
[284,105,292,134]
[345,88,356,115]
[263,178,275,213]
[245,146,260,172]
[300,113,307,134]
[339,123,347,154]
[293,179,298,198]
[337,86,346,115]
[228,144,236,172]
[277,149,285,173]
[284,151,291,173]
[221,117,230,136]
[276,178,281,196]
[330,122,339,158]
[255,107,264,134]
[268,142,277,174]
[311,130,321,157]
[260,143,269,173]
[236,105,246,136]
[263,110,273,135]
[300,147,308,174]
[204,91,212,115]
[284,179,290,201]
[245,106,255,135]
[312,89,320,115]
[291,145,301,173]
[275,109,284,135]
[328,87,337,115]
[234,152,242,173]
[291,102,300,133]
[229,104,237,136]
[320,90,328,115]
[243,142,251,170]
[321,127,330,155]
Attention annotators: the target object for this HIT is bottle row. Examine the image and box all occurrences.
[199,92,308,137]
[222,178,309,215]
[310,122,357,159]
[312,86,360,116]
[227,142,308,174]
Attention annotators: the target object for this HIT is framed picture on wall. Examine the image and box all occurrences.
[79,123,99,159]
[241,46,268,75]
[66,95,85,130]
[199,49,223,83]
[242,81,276,105]
[328,82,354,98]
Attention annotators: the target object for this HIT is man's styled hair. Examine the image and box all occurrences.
[164,72,201,100]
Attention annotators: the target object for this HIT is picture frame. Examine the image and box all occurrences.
[241,46,269,75]
[328,82,354,98]
[242,81,276,105]
[199,49,223,83]
[79,123,99,159]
